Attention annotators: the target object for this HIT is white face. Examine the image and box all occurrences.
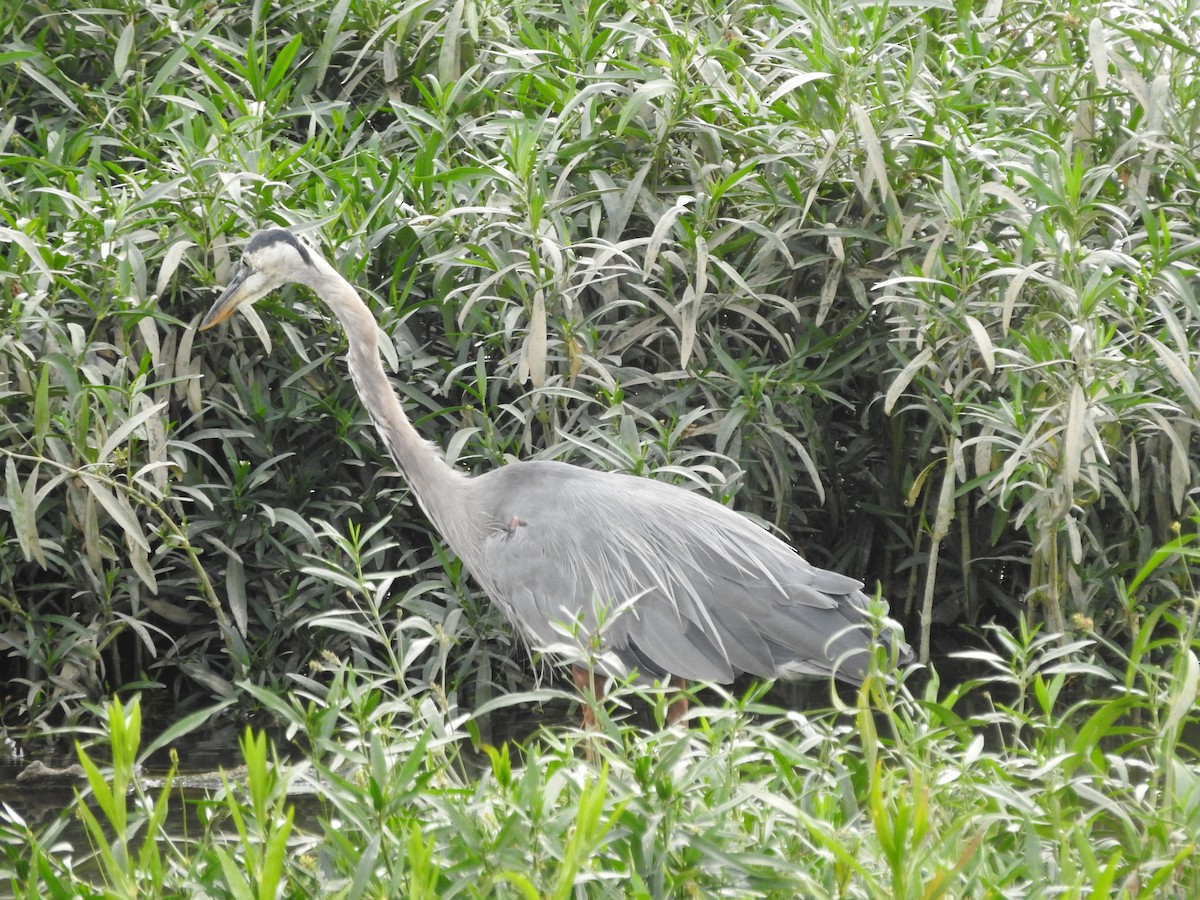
[200,230,310,330]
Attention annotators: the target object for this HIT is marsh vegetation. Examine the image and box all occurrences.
[2,0,1199,895]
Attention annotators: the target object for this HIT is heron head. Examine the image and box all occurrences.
[200,228,314,330]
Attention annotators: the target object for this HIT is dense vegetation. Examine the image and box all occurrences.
[1,0,1198,895]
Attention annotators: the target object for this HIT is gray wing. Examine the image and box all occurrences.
[473,461,903,684]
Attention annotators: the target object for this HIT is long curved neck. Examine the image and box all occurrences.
[301,256,476,545]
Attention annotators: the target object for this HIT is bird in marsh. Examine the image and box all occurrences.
[200,228,913,726]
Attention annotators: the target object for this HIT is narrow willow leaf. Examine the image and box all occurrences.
[0,227,52,279]
[724,300,789,351]
[708,257,761,311]
[592,159,651,240]
[851,102,889,205]
[33,364,51,452]
[12,63,80,114]
[138,309,162,367]
[677,236,710,368]
[79,475,150,553]
[240,303,273,355]
[963,315,995,374]
[437,0,465,84]
[644,197,690,278]
[127,535,159,594]
[1064,514,1082,565]
[693,234,709,303]
[473,688,567,718]
[1087,18,1108,89]
[885,347,933,414]
[141,699,235,759]
[1000,262,1046,333]
[262,507,319,545]
[678,284,698,370]
[874,275,946,290]
[225,554,248,636]
[1143,409,1189,515]
[113,22,135,80]
[312,0,350,85]
[0,50,38,65]
[765,424,825,504]
[177,661,234,697]
[1147,74,1168,132]
[145,40,191,100]
[155,239,195,298]
[84,489,102,572]
[261,807,295,897]
[764,71,831,107]
[1147,336,1200,413]
[6,459,45,566]
[1164,651,1199,738]
[558,80,622,131]
[1170,422,1189,513]
[521,288,547,387]
[980,182,1029,220]
[266,34,304,92]
[1063,382,1086,490]
[974,425,995,477]
[176,315,203,412]
[98,401,167,464]
[1153,293,1194,362]
[714,405,748,456]
[617,79,676,138]
[817,260,842,326]
[143,418,170,492]
[1128,437,1140,511]
[214,848,254,900]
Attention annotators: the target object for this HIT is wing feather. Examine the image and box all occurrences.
[473,460,907,684]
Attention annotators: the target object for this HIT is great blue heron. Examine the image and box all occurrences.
[201,228,912,725]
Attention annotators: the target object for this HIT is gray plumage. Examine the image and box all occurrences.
[201,228,912,710]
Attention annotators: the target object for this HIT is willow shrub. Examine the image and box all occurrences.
[3,564,1198,897]
[2,0,1199,722]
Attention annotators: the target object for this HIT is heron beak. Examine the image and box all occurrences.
[199,271,250,331]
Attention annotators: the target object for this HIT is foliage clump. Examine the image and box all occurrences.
[0,2,1199,891]
[3,587,1199,897]
[2,0,1196,724]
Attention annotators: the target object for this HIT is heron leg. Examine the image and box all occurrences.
[667,677,689,725]
[572,666,607,729]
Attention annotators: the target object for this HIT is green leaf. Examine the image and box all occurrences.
[764,70,831,107]
[113,22,135,81]
[885,347,933,414]
[79,474,150,552]
[225,554,248,637]
[33,364,51,452]
[963,315,995,374]
[0,226,53,278]
[1148,335,1200,414]
[266,34,304,92]
[141,698,237,760]
[97,401,167,464]
[215,848,255,900]
[6,458,46,567]
[1163,650,1199,739]
[616,79,676,137]
[851,101,891,205]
